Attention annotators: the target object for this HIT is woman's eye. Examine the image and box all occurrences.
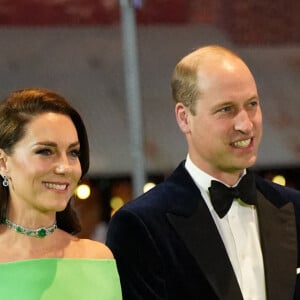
[70,149,80,158]
[36,149,52,156]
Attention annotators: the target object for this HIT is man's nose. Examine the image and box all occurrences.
[234,110,253,133]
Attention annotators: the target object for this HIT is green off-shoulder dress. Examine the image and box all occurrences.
[0,258,122,299]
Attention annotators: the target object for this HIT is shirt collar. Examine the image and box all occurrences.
[185,155,214,194]
[185,154,247,193]
[185,155,248,214]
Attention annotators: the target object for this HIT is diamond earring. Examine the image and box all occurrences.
[2,175,8,187]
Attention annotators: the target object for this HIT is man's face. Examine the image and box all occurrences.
[177,58,262,181]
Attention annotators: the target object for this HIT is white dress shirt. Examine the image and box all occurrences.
[185,155,266,300]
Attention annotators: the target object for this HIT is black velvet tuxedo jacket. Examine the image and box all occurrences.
[106,161,300,299]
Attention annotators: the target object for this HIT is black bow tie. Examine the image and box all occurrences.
[208,172,257,218]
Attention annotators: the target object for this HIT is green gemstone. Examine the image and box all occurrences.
[16,226,23,233]
[37,228,47,238]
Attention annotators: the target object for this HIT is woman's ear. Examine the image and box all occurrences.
[175,103,191,134]
[0,149,8,174]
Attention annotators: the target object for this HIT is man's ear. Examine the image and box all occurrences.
[175,103,191,134]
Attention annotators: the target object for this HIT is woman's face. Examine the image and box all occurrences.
[1,112,82,216]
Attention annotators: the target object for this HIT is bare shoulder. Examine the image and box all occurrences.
[70,237,114,259]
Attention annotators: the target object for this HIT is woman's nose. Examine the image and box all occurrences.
[54,156,71,174]
[55,164,69,173]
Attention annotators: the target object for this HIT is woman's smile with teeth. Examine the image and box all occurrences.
[44,182,68,191]
[232,139,251,148]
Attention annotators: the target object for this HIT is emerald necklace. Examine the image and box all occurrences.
[2,218,57,238]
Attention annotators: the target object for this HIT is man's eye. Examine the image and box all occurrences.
[219,106,232,113]
[249,101,258,107]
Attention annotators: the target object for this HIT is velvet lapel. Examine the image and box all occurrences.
[257,190,297,300]
[167,199,243,300]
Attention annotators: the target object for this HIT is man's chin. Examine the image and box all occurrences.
[238,161,257,171]
[226,158,257,172]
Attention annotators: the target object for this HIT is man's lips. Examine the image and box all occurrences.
[231,138,252,148]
